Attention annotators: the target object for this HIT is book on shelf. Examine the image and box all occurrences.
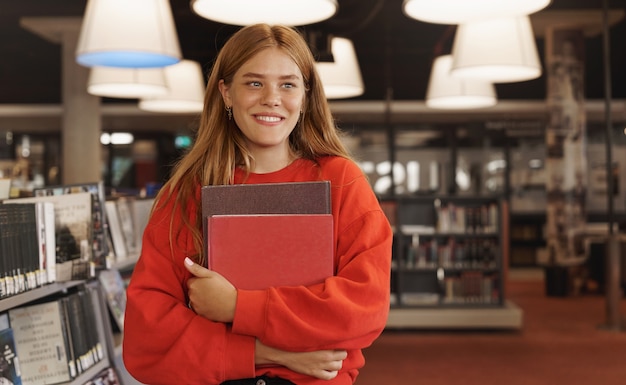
[83,367,121,385]
[0,313,22,385]
[114,197,138,257]
[8,300,74,385]
[207,214,334,290]
[105,201,127,262]
[131,197,154,253]
[97,269,126,332]
[105,197,154,264]
[5,192,94,282]
[6,284,105,384]
[201,181,331,262]
[0,202,51,298]
[34,182,109,272]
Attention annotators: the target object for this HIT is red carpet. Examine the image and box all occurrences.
[357,278,626,385]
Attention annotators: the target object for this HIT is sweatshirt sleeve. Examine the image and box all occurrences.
[123,196,257,385]
[232,162,392,352]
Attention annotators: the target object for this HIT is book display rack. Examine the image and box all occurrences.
[386,195,522,329]
[0,280,118,385]
[0,183,151,385]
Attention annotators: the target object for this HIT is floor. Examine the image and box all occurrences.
[357,268,626,385]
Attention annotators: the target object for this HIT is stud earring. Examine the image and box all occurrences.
[226,106,232,120]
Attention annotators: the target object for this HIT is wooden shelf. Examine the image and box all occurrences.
[386,300,523,330]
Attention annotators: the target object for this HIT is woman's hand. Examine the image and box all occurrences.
[184,257,237,322]
[255,340,347,381]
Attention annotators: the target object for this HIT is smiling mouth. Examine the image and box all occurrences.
[255,115,283,122]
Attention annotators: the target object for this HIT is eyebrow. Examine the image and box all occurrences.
[241,72,301,81]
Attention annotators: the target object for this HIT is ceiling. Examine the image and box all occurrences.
[1,0,626,126]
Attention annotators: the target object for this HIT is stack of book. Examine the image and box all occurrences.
[202,181,335,289]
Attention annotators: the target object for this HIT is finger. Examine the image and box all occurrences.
[184,257,212,277]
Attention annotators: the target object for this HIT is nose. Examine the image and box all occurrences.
[261,86,280,107]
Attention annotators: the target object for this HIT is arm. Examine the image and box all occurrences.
[184,259,348,381]
[122,198,255,385]
[233,169,392,352]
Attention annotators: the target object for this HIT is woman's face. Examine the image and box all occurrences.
[219,47,305,156]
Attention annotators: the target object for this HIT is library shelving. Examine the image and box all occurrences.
[386,195,522,330]
[0,279,118,385]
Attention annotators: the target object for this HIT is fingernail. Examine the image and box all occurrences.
[184,257,194,266]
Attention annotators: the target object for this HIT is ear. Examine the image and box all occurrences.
[218,79,232,107]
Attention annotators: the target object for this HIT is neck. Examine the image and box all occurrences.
[250,148,296,174]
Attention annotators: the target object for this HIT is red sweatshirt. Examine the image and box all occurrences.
[123,156,392,385]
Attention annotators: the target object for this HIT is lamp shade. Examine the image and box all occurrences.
[426,55,496,109]
[87,67,168,98]
[402,0,551,24]
[450,16,542,83]
[315,38,364,99]
[190,0,337,26]
[76,0,181,68]
[139,60,205,113]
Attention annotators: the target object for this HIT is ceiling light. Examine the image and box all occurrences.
[402,0,551,24]
[101,132,134,145]
[450,16,542,83]
[190,0,337,26]
[426,55,497,109]
[87,67,169,98]
[139,60,205,113]
[76,0,181,68]
[316,37,364,99]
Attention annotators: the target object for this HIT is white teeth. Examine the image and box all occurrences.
[257,115,281,122]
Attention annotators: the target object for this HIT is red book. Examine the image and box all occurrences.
[207,214,334,290]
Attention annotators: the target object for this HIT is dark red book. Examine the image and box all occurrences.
[207,214,334,289]
[201,181,331,217]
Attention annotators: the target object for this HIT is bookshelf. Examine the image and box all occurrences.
[387,195,522,329]
[0,280,118,385]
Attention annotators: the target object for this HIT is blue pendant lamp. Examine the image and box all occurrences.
[76,0,182,68]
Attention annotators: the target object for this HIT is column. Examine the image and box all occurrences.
[544,28,587,266]
[60,30,102,185]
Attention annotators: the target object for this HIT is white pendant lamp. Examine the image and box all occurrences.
[139,60,205,114]
[76,0,181,68]
[450,16,542,83]
[190,0,337,26]
[87,67,168,98]
[426,55,496,109]
[402,0,551,24]
[315,37,364,99]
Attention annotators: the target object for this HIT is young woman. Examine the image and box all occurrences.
[123,24,392,385]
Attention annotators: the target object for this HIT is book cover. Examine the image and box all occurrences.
[131,198,154,253]
[34,182,110,271]
[201,181,331,218]
[201,181,331,261]
[5,193,94,282]
[207,214,334,290]
[34,202,56,286]
[0,326,22,385]
[8,300,72,385]
[104,201,127,261]
[114,198,137,256]
[97,269,127,332]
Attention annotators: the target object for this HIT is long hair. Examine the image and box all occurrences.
[156,24,352,262]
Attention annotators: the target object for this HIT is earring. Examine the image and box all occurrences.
[226,106,232,120]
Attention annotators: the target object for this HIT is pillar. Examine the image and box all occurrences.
[544,28,587,266]
[60,31,102,185]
